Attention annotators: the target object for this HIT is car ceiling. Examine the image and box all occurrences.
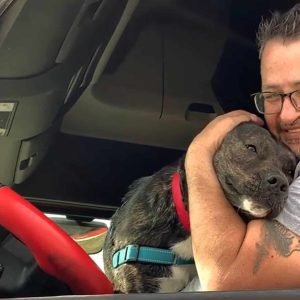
[0,0,299,189]
[61,0,299,150]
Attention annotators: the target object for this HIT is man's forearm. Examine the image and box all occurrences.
[184,111,264,290]
[186,151,247,290]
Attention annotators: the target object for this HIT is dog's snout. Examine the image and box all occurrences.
[266,174,288,193]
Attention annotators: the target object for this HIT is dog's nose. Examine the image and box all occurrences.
[266,174,288,193]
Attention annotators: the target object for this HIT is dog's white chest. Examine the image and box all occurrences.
[171,236,193,259]
[158,237,197,292]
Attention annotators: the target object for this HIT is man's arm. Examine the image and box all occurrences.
[186,111,300,290]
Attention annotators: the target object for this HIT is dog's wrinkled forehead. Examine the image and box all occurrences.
[223,122,297,166]
[228,122,272,143]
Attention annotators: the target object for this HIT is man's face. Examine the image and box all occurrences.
[261,38,300,157]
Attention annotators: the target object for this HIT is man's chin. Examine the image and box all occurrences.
[282,140,300,158]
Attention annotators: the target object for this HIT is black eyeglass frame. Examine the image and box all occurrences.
[251,90,300,115]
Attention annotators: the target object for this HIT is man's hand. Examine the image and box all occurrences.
[186,110,264,162]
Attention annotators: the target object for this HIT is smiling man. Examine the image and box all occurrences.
[185,4,300,290]
[261,39,300,155]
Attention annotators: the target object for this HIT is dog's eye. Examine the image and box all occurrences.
[288,170,295,178]
[246,144,257,153]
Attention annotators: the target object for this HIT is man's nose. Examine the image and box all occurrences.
[279,96,300,123]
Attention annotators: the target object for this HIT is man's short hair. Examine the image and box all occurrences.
[257,4,300,59]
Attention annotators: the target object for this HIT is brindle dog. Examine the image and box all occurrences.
[103,122,297,293]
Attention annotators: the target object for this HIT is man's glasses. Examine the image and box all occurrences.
[252,90,300,115]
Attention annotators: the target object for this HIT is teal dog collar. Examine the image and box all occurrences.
[112,245,194,268]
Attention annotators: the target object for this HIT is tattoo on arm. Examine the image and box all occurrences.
[253,220,300,274]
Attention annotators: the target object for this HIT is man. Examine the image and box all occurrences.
[186,4,300,290]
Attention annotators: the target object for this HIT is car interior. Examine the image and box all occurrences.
[0,0,300,299]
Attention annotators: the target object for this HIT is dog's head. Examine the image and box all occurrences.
[214,122,297,220]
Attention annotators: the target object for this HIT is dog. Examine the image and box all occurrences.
[103,122,297,293]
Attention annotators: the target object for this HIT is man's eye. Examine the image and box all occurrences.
[264,93,280,101]
[246,144,257,153]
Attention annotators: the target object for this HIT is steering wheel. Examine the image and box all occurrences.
[0,185,113,295]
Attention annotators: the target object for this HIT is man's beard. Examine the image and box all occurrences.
[279,121,300,158]
[281,138,300,158]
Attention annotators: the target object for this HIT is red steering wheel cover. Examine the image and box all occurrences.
[0,186,113,295]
